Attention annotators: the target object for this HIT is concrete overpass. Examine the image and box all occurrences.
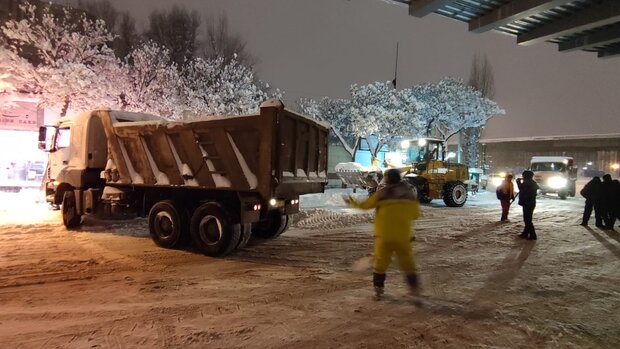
[385,0,620,58]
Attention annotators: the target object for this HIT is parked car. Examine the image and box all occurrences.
[27,161,45,181]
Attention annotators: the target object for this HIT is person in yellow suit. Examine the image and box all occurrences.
[345,169,421,300]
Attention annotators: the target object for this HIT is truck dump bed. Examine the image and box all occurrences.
[97,100,329,199]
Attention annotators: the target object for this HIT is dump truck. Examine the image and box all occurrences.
[530,156,577,200]
[38,99,329,256]
[400,137,469,207]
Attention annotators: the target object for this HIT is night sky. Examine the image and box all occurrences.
[66,0,620,140]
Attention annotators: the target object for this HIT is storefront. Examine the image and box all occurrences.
[0,100,47,190]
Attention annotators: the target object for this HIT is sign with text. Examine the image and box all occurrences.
[0,101,42,131]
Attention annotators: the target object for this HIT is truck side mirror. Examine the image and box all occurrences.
[38,126,54,152]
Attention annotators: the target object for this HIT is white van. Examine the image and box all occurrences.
[530,156,578,199]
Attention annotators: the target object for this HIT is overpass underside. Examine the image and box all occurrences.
[387,0,620,58]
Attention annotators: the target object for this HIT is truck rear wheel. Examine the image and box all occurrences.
[148,200,188,248]
[236,224,253,250]
[252,211,290,239]
[62,191,82,229]
[443,181,467,207]
[190,203,241,257]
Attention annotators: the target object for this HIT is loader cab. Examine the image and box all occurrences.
[399,137,446,170]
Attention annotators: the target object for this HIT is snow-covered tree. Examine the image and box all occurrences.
[297,83,423,161]
[463,53,496,168]
[350,81,422,161]
[180,55,276,119]
[433,78,504,142]
[1,3,121,115]
[119,41,183,118]
[413,78,504,143]
[77,0,139,58]
[297,97,358,160]
[349,81,393,161]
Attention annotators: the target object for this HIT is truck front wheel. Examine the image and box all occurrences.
[148,200,188,248]
[62,191,82,229]
[252,211,290,239]
[190,203,241,257]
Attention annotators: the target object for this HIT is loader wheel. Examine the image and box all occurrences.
[62,190,82,229]
[148,200,188,248]
[190,203,241,257]
[558,191,567,200]
[443,181,468,207]
[252,211,290,239]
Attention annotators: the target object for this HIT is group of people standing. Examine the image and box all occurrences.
[580,174,620,229]
[496,170,539,240]
[344,169,618,301]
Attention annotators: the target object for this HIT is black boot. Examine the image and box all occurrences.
[527,232,537,240]
[406,273,420,296]
[373,273,386,300]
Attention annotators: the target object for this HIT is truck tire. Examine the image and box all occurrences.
[236,223,252,250]
[190,203,241,257]
[558,191,568,200]
[148,200,188,248]
[62,191,82,229]
[443,181,468,207]
[252,211,290,239]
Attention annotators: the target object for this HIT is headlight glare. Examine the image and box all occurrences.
[547,176,567,189]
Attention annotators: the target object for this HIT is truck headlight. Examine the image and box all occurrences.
[547,176,567,189]
[491,177,503,186]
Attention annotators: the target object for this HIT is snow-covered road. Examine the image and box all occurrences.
[0,188,618,348]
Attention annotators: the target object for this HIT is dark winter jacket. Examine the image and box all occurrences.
[612,180,620,214]
[600,175,615,207]
[580,177,602,202]
[517,178,539,207]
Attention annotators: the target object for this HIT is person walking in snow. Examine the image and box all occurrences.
[516,170,539,240]
[496,174,515,222]
[344,169,421,300]
[600,174,615,230]
[580,176,602,227]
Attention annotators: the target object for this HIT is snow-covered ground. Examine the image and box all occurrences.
[0,185,619,348]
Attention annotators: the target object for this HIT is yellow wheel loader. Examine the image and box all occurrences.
[400,138,470,207]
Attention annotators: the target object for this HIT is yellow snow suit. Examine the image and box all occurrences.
[348,182,421,274]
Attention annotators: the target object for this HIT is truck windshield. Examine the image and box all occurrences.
[531,162,566,172]
[55,127,71,149]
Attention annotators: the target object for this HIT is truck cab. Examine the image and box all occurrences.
[38,110,162,207]
[529,156,577,200]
